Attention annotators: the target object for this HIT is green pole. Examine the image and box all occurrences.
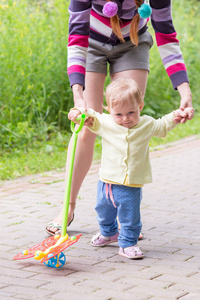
[61,114,86,237]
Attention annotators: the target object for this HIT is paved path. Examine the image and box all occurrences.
[1,136,200,300]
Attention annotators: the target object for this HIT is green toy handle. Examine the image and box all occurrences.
[61,114,86,236]
[70,114,86,133]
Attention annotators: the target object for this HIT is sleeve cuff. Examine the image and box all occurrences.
[68,73,85,90]
[170,71,189,90]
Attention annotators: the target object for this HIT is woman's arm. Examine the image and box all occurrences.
[70,85,94,126]
[150,0,193,119]
[67,0,92,89]
[177,83,194,122]
[68,84,86,122]
[150,0,189,90]
[177,82,192,109]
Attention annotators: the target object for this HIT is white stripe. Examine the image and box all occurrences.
[90,13,147,38]
[164,58,185,69]
[68,45,87,57]
[68,60,86,68]
[121,24,131,35]
[90,14,112,37]
[158,43,181,59]
[118,17,147,36]
[68,45,87,68]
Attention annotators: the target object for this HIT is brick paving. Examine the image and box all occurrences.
[0,136,200,300]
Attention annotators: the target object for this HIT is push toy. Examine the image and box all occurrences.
[14,114,86,268]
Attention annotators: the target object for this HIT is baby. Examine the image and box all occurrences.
[69,77,194,259]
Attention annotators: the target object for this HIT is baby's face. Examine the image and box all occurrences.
[110,101,144,129]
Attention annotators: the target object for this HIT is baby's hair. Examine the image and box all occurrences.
[105,78,143,109]
[108,0,143,46]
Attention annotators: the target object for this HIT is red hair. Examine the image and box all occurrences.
[109,0,143,46]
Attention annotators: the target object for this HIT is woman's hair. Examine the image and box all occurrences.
[109,0,143,46]
[105,78,143,109]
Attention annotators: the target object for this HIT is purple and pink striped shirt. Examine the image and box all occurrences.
[67,0,189,89]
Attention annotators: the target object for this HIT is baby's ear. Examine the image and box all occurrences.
[104,105,110,113]
[139,102,144,111]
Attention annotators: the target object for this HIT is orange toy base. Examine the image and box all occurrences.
[13,234,81,261]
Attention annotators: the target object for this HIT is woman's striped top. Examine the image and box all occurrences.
[68,0,189,90]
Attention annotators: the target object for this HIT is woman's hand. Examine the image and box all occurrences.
[177,82,194,122]
[68,108,94,127]
[70,84,93,126]
[68,84,86,122]
[173,107,195,124]
[72,83,86,107]
[68,108,82,122]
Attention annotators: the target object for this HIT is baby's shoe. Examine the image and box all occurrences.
[91,232,119,247]
[119,245,144,259]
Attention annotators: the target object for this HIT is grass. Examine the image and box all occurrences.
[1,113,199,182]
[0,0,73,134]
[0,130,71,181]
[149,113,200,149]
[0,146,67,180]
[0,0,200,181]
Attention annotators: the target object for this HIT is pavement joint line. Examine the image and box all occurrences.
[1,135,200,299]
[150,274,163,280]
[176,292,190,299]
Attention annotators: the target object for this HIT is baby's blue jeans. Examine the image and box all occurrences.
[96,180,142,248]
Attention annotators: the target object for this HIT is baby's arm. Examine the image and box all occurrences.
[173,107,195,124]
[153,107,194,138]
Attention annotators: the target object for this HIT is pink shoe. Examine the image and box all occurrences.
[119,245,144,259]
[91,232,119,247]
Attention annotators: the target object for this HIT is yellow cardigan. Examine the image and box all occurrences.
[77,108,177,185]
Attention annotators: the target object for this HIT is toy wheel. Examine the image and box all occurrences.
[43,253,54,267]
[44,259,52,268]
[47,252,66,269]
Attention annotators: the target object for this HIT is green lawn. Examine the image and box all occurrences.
[1,114,199,182]
[0,0,200,182]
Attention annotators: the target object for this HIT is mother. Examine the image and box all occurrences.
[46,0,194,235]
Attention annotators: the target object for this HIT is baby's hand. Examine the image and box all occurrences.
[173,107,195,124]
[183,107,195,120]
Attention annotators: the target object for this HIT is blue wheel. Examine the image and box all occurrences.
[44,260,52,267]
[46,252,66,269]
[44,254,53,268]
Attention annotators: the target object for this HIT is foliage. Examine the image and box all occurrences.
[0,133,70,180]
[0,0,200,180]
[0,0,72,151]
